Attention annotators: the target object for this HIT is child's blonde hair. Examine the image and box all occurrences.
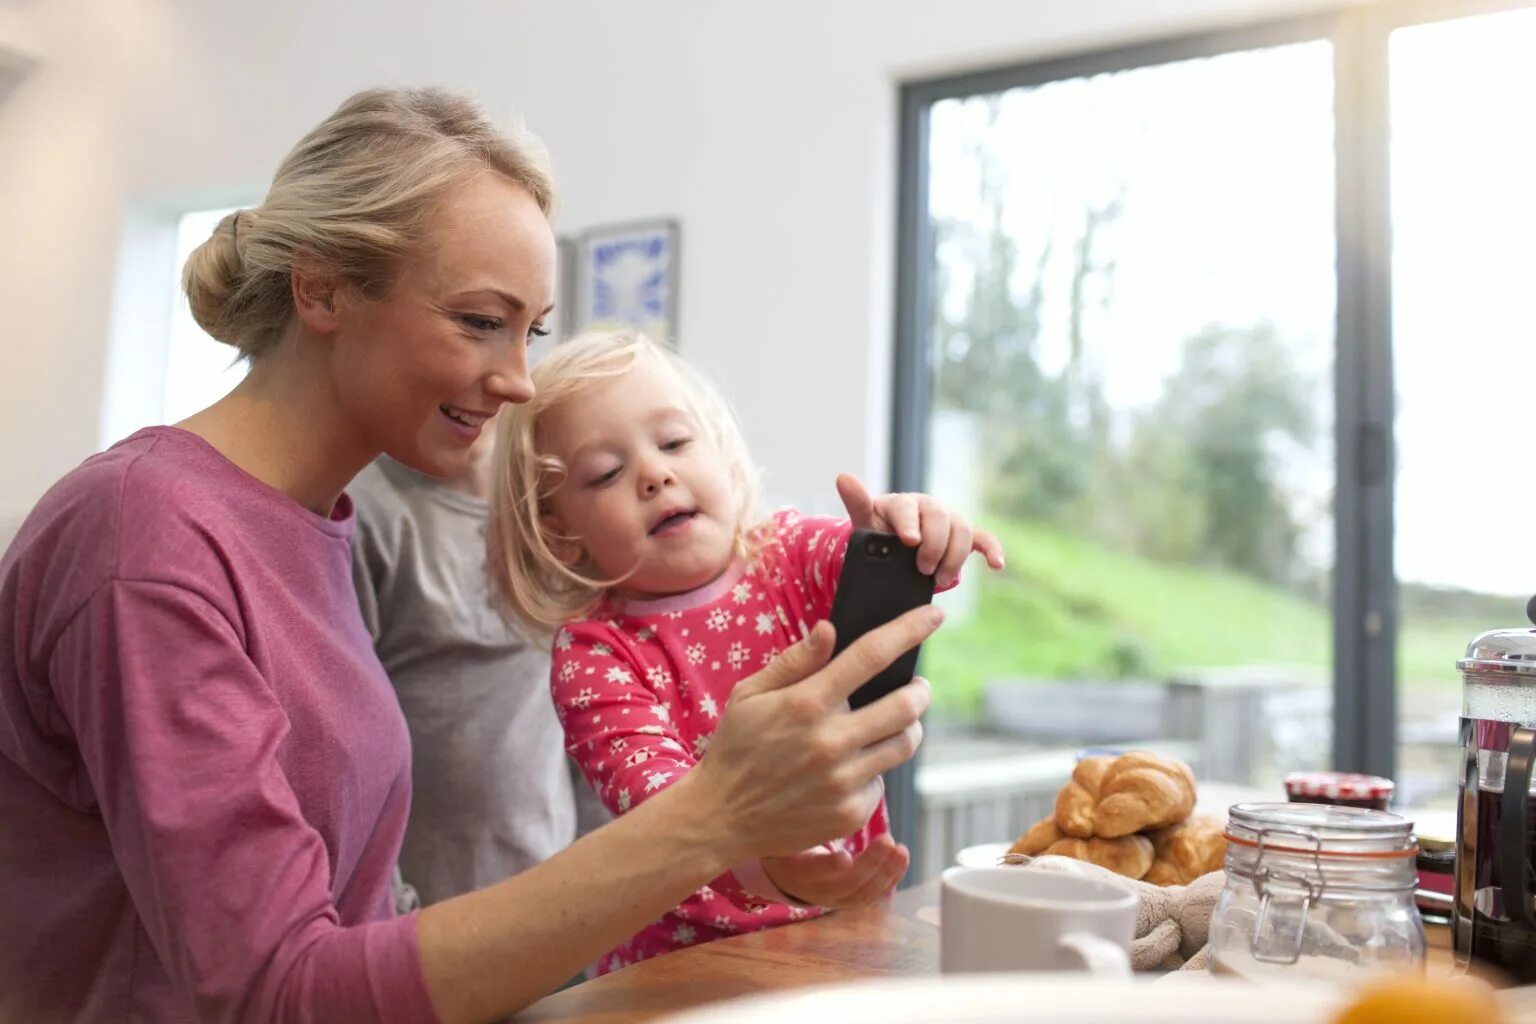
[487,329,764,637]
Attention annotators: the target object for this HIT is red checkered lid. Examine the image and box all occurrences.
[1284,771,1395,801]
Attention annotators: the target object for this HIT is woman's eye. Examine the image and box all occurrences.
[529,323,552,340]
[458,314,504,333]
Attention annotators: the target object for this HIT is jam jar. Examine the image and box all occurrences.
[1284,771,1395,811]
[1209,802,1425,982]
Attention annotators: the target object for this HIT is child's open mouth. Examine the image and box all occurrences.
[649,510,698,536]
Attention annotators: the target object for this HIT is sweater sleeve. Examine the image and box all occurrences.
[49,579,440,1024]
[549,620,800,909]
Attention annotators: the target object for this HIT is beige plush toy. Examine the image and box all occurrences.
[1001,853,1225,971]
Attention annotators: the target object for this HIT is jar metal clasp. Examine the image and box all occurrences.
[1249,826,1327,965]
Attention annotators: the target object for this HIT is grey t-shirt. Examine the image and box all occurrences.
[350,457,591,906]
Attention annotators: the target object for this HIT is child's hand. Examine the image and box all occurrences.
[836,474,1006,589]
[761,834,910,910]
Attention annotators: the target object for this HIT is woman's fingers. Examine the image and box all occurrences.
[809,606,943,708]
[847,715,926,783]
[731,620,835,700]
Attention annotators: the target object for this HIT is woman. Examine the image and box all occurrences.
[0,88,936,1024]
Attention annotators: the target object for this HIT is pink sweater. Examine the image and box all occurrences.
[0,428,438,1023]
[553,512,890,974]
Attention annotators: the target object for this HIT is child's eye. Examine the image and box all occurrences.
[661,437,693,452]
[588,466,622,488]
[458,313,504,333]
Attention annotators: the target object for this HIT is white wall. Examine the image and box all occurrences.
[0,0,1345,535]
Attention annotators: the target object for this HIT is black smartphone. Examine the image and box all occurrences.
[828,529,937,710]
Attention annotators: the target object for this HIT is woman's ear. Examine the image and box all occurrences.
[290,265,340,334]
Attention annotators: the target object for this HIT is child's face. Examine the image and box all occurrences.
[539,353,739,598]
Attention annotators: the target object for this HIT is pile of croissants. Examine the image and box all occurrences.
[1007,751,1227,885]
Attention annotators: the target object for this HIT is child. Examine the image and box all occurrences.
[486,330,1003,973]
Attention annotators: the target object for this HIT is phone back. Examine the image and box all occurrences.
[828,529,937,710]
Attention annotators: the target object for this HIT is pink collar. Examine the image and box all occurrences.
[609,561,747,617]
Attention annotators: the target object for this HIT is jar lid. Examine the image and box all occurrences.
[1226,802,1416,857]
[1458,596,1536,678]
[1284,771,1394,801]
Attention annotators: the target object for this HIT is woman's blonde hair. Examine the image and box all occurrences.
[182,87,555,358]
[488,329,764,637]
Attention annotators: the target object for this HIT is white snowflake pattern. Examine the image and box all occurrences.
[711,661,721,671]
[808,529,825,552]
[665,610,684,620]
[625,749,653,767]
[644,769,672,792]
[607,954,626,973]
[760,648,781,667]
[673,924,697,945]
[636,724,665,735]
[735,615,746,627]
[685,643,706,665]
[636,626,656,642]
[558,662,578,683]
[609,736,629,753]
[755,613,775,636]
[726,642,750,670]
[695,886,715,899]
[554,630,574,651]
[617,789,631,812]
[591,642,613,658]
[713,915,736,932]
[732,582,753,605]
[650,702,671,722]
[699,696,719,718]
[693,734,711,757]
[813,563,825,588]
[605,665,634,685]
[706,608,732,633]
[789,906,810,919]
[660,737,684,753]
[570,687,597,710]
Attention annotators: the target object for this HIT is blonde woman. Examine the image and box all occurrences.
[0,88,938,1024]
[485,330,1004,973]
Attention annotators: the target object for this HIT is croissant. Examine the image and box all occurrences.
[1054,755,1114,838]
[1092,752,1197,838]
[1143,816,1227,886]
[1008,816,1062,857]
[1043,834,1155,881]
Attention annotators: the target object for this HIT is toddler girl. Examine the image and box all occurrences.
[487,330,1003,973]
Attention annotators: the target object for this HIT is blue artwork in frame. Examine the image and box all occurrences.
[573,219,680,346]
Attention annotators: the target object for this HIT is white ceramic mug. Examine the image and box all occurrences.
[939,866,1135,975]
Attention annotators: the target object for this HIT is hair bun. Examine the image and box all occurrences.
[181,210,246,348]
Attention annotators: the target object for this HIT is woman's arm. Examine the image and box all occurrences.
[418,606,940,1023]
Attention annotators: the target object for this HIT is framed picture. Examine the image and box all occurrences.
[572,219,680,346]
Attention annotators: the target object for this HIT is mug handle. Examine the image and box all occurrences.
[1057,932,1132,976]
[1501,725,1536,928]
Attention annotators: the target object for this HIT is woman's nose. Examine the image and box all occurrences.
[486,344,535,405]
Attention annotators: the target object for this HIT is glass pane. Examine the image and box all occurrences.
[1391,9,1536,811]
[916,42,1337,875]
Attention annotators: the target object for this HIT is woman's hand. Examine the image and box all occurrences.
[683,607,940,863]
[836,473,1005,589]
[762,834,911,909]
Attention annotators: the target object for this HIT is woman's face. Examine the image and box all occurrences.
[327,171,556,479]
